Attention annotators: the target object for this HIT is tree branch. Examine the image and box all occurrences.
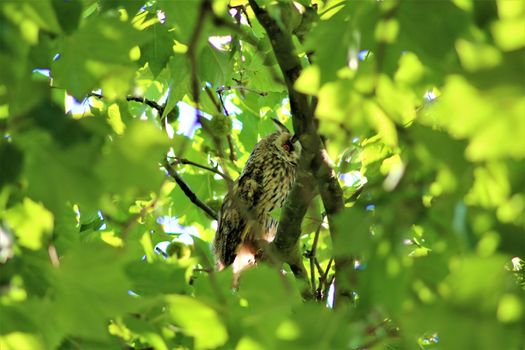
[187,0,210,115]
[164,160,218,221]
[307,214,325,296]
[185,0,237,184]
[248,0,346,303]
[317,257,333,300]
[169,157,233,186]
[87,91,223,222]
[204,85,237,163]
[216,85,267,97]
[267,166,316,279]
[87,92,165,115]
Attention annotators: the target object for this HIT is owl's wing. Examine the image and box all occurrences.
[214,192,246,267]
[214,164,264,268]
[236,163,264,213]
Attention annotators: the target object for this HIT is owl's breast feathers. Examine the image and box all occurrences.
[214,135,298,269]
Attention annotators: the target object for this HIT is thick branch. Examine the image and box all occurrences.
[187,0,210,111]
[248,0,312,136]
[269,164,316,279]
[248,0,346,303]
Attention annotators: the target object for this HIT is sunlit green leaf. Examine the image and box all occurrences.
[166,295,228,349]
[4,198,53,250]
[52,17,149,98]
[1,2,524,349]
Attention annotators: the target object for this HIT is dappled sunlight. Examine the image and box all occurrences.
[1,0,523,349]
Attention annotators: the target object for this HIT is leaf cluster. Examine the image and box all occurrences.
[0,0,524,349]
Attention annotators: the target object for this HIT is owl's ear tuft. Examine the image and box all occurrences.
[271,118,290,134]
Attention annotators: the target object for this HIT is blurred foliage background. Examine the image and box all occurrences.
[0,0,524,349]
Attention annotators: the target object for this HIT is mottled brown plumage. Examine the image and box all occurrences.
[213,121,301,273]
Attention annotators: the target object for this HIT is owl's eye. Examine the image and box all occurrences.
[283,140,294,152]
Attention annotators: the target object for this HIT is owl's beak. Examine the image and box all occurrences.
[290,134,299,144]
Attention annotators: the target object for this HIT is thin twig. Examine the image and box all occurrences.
[169,157,233,185]
[308,215,324,296]
[187,0,209,112]
[226,134,237,162]
[164,160,218,221]
[216,85,267,96]
[212,10,257,45]
[87,92,164,115]
[216,90,230,117]
[205,86,237,162]
[318,258,333,300]
[186,0,234,175]
[323,274,335,302]
[314,258,324,276]
[48,244,60,267]
[204,85,223,113]
[216,89,236,164]
[187,0,214,139]
[345,185,365,203]
[228,4,252,27]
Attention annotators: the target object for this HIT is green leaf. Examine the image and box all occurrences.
[236,265,301,341]
[237,109,260,152]
[166,295,228,349]
[52,242,135,340]
[294,65,321,95]
[274,303,353,349]
[125,260,189,296]
[333,207,372,256]
[51,0,82,34]
[99,0,144,15]
[198,44,232,86]
[139,23,174,77]
[305,2,379,83]
[243,48,285,93]
[422,76,525,160]
[443,255,513,313]
[52,17,149,98]
[166,53,191,111]
[15,128,103,214]
[397,1,469,71]
[4,198,53,250]
[95,120,170,199]
[2,0,62,35]
[404,303,522,350]
[159,0,202,45]
[0,305,46,350]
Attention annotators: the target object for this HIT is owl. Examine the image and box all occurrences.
[213,119,301,274]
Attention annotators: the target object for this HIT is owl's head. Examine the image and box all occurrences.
[269,119,301,164]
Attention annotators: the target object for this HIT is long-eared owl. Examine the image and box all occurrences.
[213,119,301,273]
